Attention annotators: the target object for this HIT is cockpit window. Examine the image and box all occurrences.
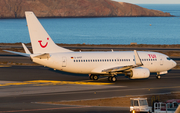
[167,57,171,60]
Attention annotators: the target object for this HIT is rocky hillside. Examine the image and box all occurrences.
[0,0,172,18]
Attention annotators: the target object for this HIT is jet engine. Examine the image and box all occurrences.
[126,67,150,79]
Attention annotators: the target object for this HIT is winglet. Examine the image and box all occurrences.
[22,43,31,54]
[134,50,143,66]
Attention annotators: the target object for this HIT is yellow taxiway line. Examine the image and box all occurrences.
[0,80,113,86]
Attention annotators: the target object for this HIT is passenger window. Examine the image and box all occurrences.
[74,60,75,62]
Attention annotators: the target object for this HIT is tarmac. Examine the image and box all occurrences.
[0,47,180,113]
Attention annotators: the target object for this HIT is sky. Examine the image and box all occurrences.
[113,0,180,4]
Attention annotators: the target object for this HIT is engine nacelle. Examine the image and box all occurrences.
[127,67,150,79]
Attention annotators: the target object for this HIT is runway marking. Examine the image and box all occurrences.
[0,80,113,87]
[0,106,91,113]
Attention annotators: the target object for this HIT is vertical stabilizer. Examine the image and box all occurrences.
[25,11,72,54]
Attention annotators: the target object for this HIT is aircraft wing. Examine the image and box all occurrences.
[91,50,143,74]
[102,65,139,73]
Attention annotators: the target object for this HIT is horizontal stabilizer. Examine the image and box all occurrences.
[3,50,30,57]
[33,53,50,59]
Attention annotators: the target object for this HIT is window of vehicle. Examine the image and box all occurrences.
[139,100,148,106]
[130,100,133,106]
[134,100,139,106]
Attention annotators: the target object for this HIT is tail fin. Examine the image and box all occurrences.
[25,11,72,54]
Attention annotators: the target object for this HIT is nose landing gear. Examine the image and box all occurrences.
[156,75,161,79]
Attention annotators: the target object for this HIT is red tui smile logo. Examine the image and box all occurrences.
[38,38,49,48]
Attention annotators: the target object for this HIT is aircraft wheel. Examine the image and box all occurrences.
[111,76,117,82]
[89,75,93,80]
[156,75,161,79]
[108,76,112,82]
[93,75,99,80]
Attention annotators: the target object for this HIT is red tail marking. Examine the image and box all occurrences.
[38,38,49,48]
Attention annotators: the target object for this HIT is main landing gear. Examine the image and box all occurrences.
[89,74,99,80]
[108,76,117,82]
[89,74,117,82]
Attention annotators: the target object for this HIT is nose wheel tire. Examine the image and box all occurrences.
[156,75,161,79]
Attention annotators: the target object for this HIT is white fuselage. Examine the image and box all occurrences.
[32,51,176,74]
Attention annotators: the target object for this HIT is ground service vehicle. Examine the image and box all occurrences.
[130,98,152,113]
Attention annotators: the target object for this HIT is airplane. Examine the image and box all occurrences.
[4,11,177,82]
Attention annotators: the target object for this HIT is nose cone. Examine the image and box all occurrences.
[172,60,177,68]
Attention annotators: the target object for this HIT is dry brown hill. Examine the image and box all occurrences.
[0,0,172,18]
